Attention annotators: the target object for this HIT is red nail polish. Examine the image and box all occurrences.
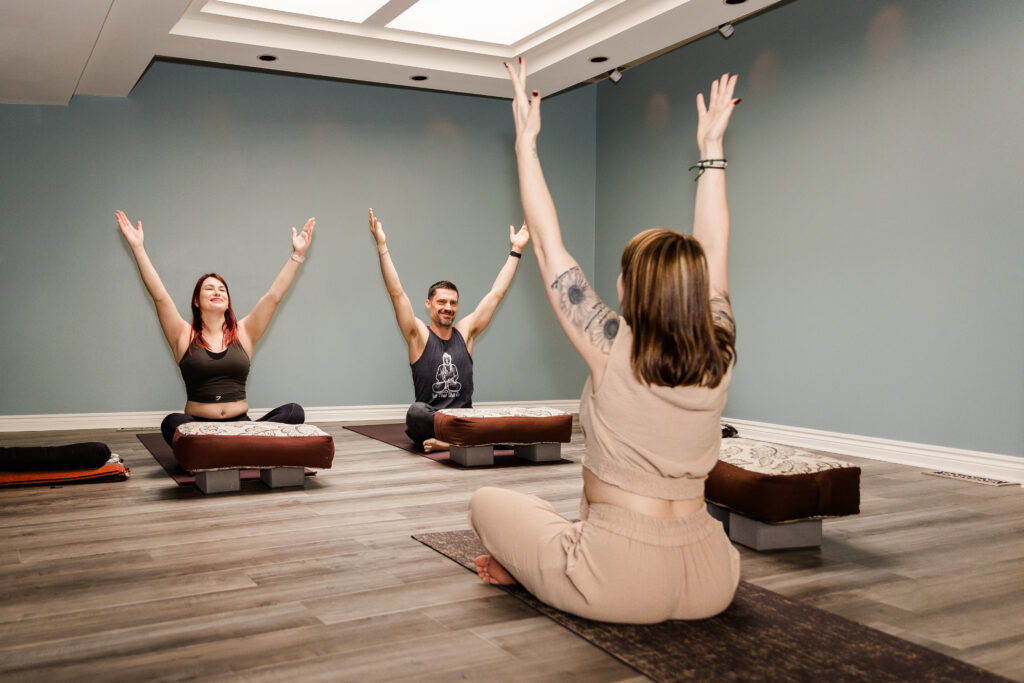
[532,90,539,97]
[518,56,523,63]
[733,98,742,105]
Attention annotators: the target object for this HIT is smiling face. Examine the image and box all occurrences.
[195,276,229,313]
[426,288,459,329]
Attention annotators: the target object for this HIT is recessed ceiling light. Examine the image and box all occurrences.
[724,0,748,4]
[410,75,429,81]
[258,54,277,61]
[590,56,609,63]
[219,0,389,23]
[388,0,592,45]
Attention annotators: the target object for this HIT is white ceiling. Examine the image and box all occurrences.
[0,0,783,106]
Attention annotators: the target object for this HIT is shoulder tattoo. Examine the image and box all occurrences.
[550,267,619,353]
[710,292,735,335]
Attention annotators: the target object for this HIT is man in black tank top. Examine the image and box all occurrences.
[368,209,530,452]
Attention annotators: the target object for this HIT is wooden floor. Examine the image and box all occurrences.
[1,422,1022,682]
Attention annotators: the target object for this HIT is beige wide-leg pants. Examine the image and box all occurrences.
[468,486,740,624]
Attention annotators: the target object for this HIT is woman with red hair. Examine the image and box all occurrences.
[468,63,741,623]
[115,211,314,445]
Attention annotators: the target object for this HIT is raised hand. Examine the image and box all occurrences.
[115,210,144,249]
[504,58,541,148]
[696,73,739,154]
[291,218,315,258]
[509,222,530,251]
[368,208,387,249]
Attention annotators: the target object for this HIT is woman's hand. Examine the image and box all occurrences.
[696,73,739,155]
[291,217,315,258]
[504,58,541,150]
[509,222,530,251]
[368,208,387,250]
[115,210,144,250]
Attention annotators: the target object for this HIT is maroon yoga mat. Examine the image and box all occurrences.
[343,422,571,468]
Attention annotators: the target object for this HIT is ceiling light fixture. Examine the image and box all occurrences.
[590,56,609,63]
[387,0,591,46]
[410,75,428,81]
[222,0,389,24]
[258,54,278,61]
[717,23,734,38]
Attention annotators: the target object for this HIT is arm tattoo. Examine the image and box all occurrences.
[550,267,620,353]
[710,292,735,335]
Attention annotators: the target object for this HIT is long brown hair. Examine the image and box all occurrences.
[620,229,735,388]
[189,273,240,350]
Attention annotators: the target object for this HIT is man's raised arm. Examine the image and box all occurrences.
[369,208,426,361]
[458,222,530,349]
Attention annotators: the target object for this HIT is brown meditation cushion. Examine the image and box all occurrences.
[434,407,573,447]
[706,438,860,524]
[172,422,335,473]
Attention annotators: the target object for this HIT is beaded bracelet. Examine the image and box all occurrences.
[688,158,727,180]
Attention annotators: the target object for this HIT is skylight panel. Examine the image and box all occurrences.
[387,0,594,45]
[216,0,390,24]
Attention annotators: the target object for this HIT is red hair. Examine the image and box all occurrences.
[189,273,240,350]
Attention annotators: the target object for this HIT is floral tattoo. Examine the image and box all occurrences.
[711,291,735,335]
[551,267,619,353]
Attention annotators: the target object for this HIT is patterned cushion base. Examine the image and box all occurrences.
[434,407,573,447]
[706,438,860,524]
[172,422,335,473]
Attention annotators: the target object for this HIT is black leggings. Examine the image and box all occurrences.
[160,403,305,446]
[405,401,437,450]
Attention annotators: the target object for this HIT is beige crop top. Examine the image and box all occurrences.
[579,323,731,501]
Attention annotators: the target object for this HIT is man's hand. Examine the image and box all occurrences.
[369,208,387,252]
[510,222,530,252]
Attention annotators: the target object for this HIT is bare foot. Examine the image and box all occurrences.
[474,555,517,585]
[422,438,450,453]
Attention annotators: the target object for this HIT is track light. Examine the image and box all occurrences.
[718,23,734,38]
[608,68,622,84]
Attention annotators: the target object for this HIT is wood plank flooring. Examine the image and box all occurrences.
[1,423,1022,681]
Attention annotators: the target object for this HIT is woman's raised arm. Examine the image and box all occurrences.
[116,210,190,358]
[239,218,314,351]
[692,73,739,335]
[506,59,619,379]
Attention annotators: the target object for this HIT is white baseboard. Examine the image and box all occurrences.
[0,399,581,433]
[3,405,1019,485]
[724,417,1024,485]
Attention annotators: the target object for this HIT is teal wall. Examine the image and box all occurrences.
[595,0,1024,456]
[3,0,1022,459]
[0,61,596,414]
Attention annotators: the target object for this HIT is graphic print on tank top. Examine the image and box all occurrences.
[410,328,473,410]
[432,352,461,399]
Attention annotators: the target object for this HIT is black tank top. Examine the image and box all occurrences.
[178,340,250,403]
[410,328,473,409]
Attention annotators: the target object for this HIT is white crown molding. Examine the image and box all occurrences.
[724,417,1024,486]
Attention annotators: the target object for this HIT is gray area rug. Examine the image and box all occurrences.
[414,529,1008,682]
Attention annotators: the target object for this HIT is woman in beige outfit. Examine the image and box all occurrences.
[468,61,741,624]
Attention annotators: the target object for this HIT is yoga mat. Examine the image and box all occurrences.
[344,422,571,468]
[136,433,315,486]
[0,456,130,487]
[414,529,1008,683]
